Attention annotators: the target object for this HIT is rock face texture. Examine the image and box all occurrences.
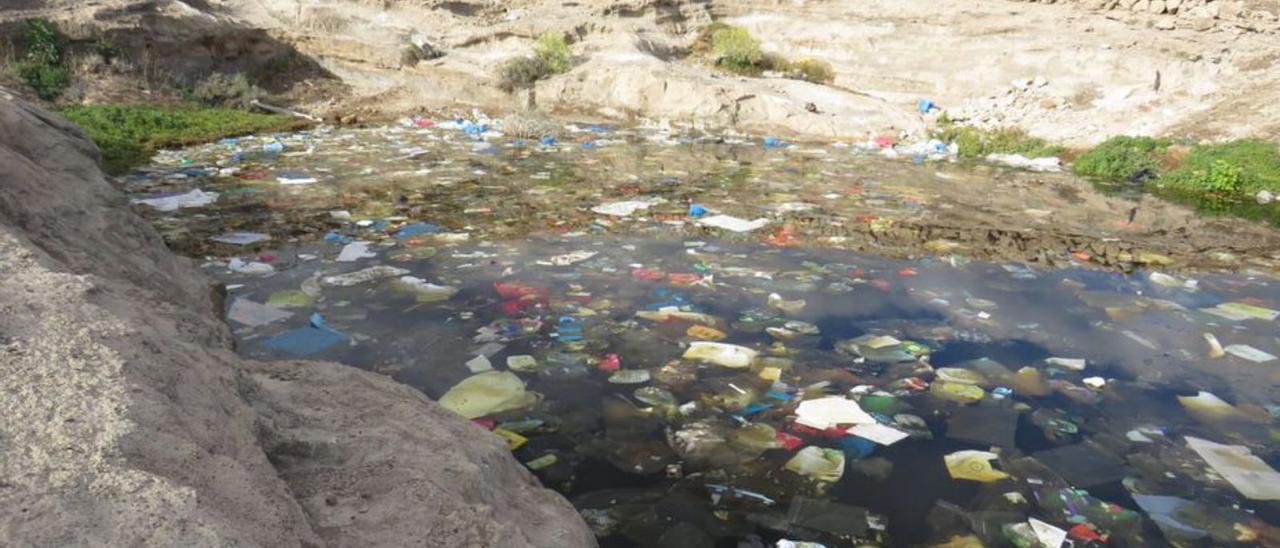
[8,0,1277,143]
[0,91,595,547]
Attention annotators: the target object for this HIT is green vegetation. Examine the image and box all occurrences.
[534,33,572,74]
[191,72,266,110]
[1162,140,1280,195]
[1071,136,1280,224]
[1072,136,1171,180]
[61,104,309,175]
[16,19,71,101]
[1156,140,1280,221]
[786,58,835,84]
[497,32,574,92]
[936,125,1064,159]
[690,24,837,84]
[710,25,765,75]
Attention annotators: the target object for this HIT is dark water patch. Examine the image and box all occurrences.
[107,114,1280,548]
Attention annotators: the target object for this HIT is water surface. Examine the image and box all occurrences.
[130,122,1280,546]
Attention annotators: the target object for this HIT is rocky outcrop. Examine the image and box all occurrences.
[7,0,1280,144]
[243,360,595,547]
[0,90,595,547]
[1009,0,1280,29]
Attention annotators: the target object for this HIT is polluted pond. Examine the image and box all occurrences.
[122,116,1280,546]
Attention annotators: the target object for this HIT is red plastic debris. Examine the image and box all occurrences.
[598,353,621,371]
[472,418,496,430]
[898,267,918,277]
[874,135,896,148]
[667,273,703,285]
[494,281,548,300]
[632,268,665,281]
[765,224,799,247]
[822,426,850,439]
[788,423,824,438]
[1067,524,1104,543]
[776,431,804,451]
[501,298,544,316]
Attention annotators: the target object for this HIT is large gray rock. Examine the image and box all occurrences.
[0,90,595,547]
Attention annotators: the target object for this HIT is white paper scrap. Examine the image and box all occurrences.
[847,423,909,446]
[795,396,875,429]
[132,189,219,211]
[1186,436,1280,500]
[698,215,769,233]
[336,241,377,262]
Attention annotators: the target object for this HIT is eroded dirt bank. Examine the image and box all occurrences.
[0,94,595,546]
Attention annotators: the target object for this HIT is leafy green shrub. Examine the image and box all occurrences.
[23,19,61,65]
[691,23,833,84]
[1162,140,1280,195]
[711,25,765,75]
[1203,160,1244,195]
[787,58,834,84]
[534,33,572,74]
[16,19,71,100]
[937,125,1063,159]
[1073,136,1171,180]
[61,104,309,174]
[17,62,70,100]
[1141,139,1280,223]
[191,72,266,110]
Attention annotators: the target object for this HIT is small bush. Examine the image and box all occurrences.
[534,33,572,74]
[61,104,309,174]
[17,62,71,100]
[497,55,551,92]
[191,72,266,110]
[400,40,444,67]
[1073,136,1172,181]
[1203,160,1244,195]
[711,25,764,75]
[495,32,573,92]
[23,19,61,65]
[16,19,70,100]
[695,24,831,84]
[788,58,834,84]
[1162,140,1280,197]
[937,125,1063,159]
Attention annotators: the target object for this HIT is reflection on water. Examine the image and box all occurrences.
[209,235,1279,546]
[132,123,1280,546]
